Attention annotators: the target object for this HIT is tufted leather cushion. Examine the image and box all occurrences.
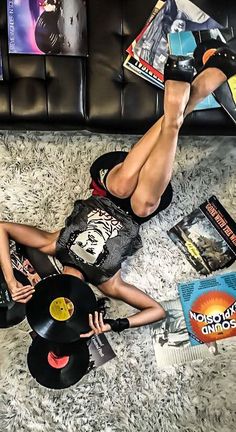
[0,0,235,134]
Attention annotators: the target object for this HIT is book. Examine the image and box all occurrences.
[168,27,236,110]
[168,196,236,275]
[178,272,236,345]
[7,0,88,56]
[151,298,222,367]
[127,0,222,83]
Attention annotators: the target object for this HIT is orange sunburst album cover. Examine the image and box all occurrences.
[178,272,236,346]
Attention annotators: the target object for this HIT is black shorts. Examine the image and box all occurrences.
[90,151,173,225]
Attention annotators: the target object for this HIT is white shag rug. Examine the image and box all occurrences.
[0,131,235,432]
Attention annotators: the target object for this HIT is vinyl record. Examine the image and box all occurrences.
[26,274,97,343]
[0,269,29,328]
[27,336,89,389]
[193,39,226,70]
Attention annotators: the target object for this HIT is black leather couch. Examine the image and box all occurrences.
[0,0,235,134]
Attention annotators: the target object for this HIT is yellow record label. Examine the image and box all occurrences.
[49,297,74,321]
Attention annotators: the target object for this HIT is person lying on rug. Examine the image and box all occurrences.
[0,44,235,336]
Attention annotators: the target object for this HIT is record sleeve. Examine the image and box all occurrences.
[127,0,222,82]
[178,272,236,346]
[0,269,29,327]
[168,196,236,275]
[151,297,236,366]
[0,44,3,80]
[213,76,236,124]
[7,0,88,56]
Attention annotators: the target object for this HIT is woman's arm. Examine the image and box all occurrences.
[99,271,166,328]
[0,221,59,303]
[80,271,165,337]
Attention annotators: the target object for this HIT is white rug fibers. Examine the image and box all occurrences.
[0,131,235,432]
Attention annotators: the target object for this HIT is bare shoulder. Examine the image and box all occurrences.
[39,230,61,256]
[98,270,123,289]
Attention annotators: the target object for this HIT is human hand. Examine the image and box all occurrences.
[80,311,111,338]
[7,278,35,304]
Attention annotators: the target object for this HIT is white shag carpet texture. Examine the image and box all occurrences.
[0,131,235,432]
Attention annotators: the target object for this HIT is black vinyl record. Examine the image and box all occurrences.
[26,274,97,343]
[193,39,226,70]
[27,336,89,389]
[0,269,29,328]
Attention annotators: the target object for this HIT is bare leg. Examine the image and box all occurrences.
[184,67,227,117]
[106,66,228,213]
[106,116,165,198]
[130,80,190,216]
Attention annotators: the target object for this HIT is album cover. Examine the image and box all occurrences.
[151,298,218,367]
[124,54,164,90]
[168,196,236,275]
[178,272,236,346]
[0,271,11,306]
[213,76,236,124]
[9,241,41,286]
[86,333,116,372]
[7,0,87,56]
[127,0,222,82]
[168,27,235,110]
[0,44,3,80]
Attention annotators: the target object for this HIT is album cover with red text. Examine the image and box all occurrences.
[178,272,236,346]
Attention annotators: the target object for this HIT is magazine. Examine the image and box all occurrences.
[168,196,236,275]
[7,0,87,56]
[168,27,235,110]
[127,0,222,82]
[178,272,236,346]
[151,298,221,367]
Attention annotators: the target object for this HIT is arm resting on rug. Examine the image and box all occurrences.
[99,271,166,328]
[79,270,166,337]
[0,221,59,303]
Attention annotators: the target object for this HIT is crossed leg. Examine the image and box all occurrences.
[106,67,229,218]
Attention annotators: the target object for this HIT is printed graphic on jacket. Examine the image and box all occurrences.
[68,208,123,266]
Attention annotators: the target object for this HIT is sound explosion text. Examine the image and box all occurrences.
[190,300,236,334]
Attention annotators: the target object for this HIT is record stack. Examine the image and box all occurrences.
[26,274,97,389]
